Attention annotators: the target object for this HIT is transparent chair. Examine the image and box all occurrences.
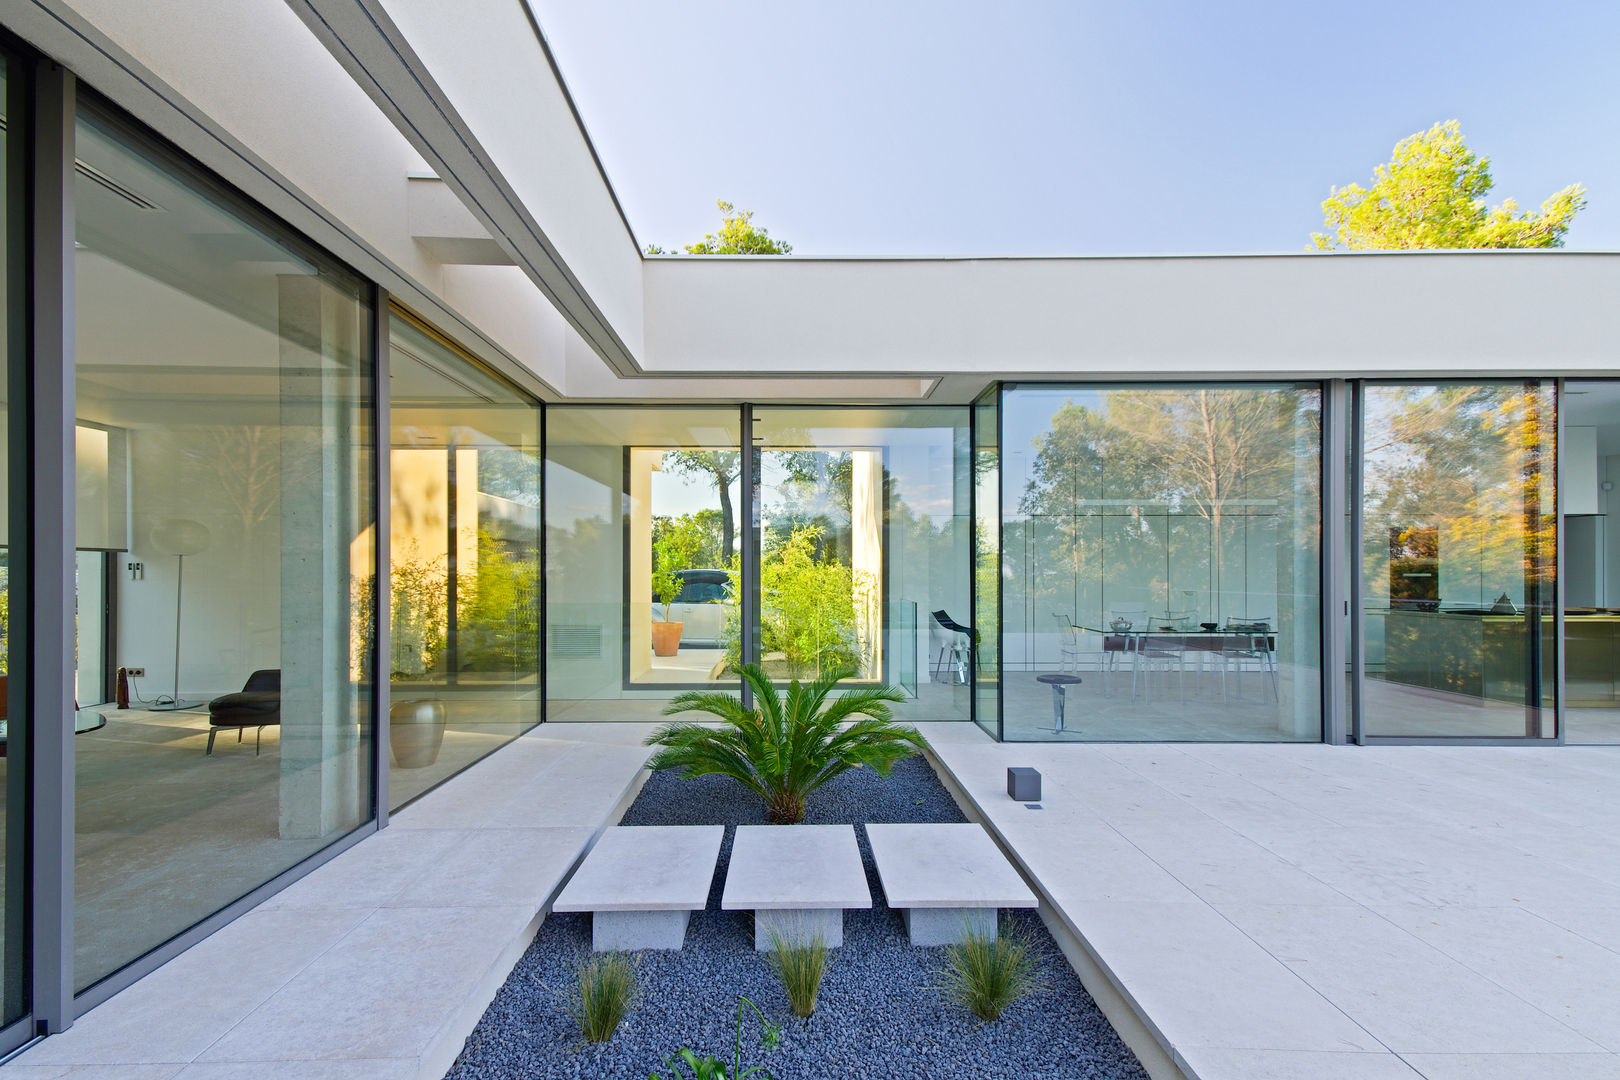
[1221,618,1278,702]
[1051,613,1083,674]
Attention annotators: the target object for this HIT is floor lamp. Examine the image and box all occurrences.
[150,518,212,711]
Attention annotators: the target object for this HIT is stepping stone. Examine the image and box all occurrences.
[554,825,723,950]
[722,824,871,949]
[866,823,1038,946]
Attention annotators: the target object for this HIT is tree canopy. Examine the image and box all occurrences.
[646,199,793,255]
[1311,121,1586,250]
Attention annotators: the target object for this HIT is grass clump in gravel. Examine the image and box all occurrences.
[765,928,829,1018]
[941,925,1043,1022]
[569,951,636,1042]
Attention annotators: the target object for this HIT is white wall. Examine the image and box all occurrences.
[643,253,1620,385]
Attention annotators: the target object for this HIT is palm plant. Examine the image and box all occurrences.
[645,663,922,824]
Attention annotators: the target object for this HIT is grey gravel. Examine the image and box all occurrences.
[446,756,1149,1080]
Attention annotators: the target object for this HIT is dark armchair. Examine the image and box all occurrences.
[206,669,280,755]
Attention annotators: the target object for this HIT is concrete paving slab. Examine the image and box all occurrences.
[0,724,656,1080]
[721,825,871,911]
[918,725,1620,1080]
[554,825,723,912]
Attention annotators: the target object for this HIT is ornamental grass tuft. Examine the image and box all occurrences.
[570,951,636,1042]
[766,927,829,1018]
[941,926,1043,1022]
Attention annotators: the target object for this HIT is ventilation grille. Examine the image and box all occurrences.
[549,624,602,660]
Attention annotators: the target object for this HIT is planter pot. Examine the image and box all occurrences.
[390,699,446,768]
[650,620,684,657]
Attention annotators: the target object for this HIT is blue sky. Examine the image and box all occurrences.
[531,0,1619,256]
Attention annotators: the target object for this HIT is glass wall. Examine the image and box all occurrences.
[0,47,25,1031]
[1360,382,1556,738]
[752,408,970,722]
[387,312,541,808]
[72,98,374,990]
[1560,379,1620,744]
[546,408,741,721]
[972,391,1001,739]
[996,383,1323,741]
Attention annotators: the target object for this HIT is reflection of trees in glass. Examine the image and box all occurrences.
[1363,384,1554,609]
[662,451,739,561]
[1018,388,1317,618]
[383,526,541,682]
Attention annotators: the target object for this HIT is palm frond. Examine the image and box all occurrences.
[641,663,928,823]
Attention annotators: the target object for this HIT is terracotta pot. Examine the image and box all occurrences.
[650,620,684,657]
[390,699,446,768]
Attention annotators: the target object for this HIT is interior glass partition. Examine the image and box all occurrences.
[546,407,741,721]
[997,383,1323,741]
[71,97,374,991]
[1360,382,1557,738]
[751,408,971,722]
[387,312,541,809]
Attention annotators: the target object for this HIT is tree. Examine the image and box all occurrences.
[663,450,741,561]
[1311,121,1586,250]
[646,199,793,255]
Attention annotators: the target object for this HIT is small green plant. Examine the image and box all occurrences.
[646,663,921,824]
[570,952,636,1043]
[649,995,781,1080]
[940,925,1043,1022]
[766,927,828,1018]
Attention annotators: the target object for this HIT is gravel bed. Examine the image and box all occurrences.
[446,756,1148,1080]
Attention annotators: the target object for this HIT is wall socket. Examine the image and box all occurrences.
[124,667,146,678]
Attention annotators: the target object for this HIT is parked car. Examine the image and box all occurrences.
[654,568,734,647]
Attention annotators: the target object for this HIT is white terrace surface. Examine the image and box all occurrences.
[920,723,1620,1080]
[6,719,1618,1080]
[0,723,658,1080]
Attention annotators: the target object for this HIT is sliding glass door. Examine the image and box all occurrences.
[1357,382,1557,739]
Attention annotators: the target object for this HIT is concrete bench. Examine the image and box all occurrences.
[554,825,724,951]
[721,824,871,950]
[866,823,1038,946]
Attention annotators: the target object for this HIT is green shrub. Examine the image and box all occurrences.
[570,952,636,1042]
[940,926,1042,1022]
[766,928,828,1017]
[645,664,921,824]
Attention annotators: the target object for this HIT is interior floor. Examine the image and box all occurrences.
[0,696,538,993]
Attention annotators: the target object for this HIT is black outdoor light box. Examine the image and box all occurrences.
[1007,767,1041,802]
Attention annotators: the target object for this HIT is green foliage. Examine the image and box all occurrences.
[653,508,727,571]
[765,928,829,1018]
[570,952,637,1043]
[645,664,920,824]
[1312,120,1586,250]
[940,926,1043,1022]
[652,514,713,620]
[648,996,781,1080]
[457,529,540,676]
[759,525,869,677]
[648,200,793,255]
[388,539,449,678]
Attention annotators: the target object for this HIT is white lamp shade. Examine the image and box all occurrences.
[150,518,212,556]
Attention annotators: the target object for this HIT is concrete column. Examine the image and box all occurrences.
[851,449,884,679]
[278,275,363,839]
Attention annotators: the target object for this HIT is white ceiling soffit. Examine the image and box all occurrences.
[284,0,642,378]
